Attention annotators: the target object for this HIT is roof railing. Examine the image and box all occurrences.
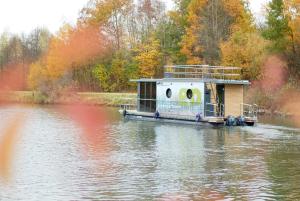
[164,65,242,80]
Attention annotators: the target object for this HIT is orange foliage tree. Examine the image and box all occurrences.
[28,24,107,90]
[180,0,207,64]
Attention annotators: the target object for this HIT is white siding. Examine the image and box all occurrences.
[156,81,205,116]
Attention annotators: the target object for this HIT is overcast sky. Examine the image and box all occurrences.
[0,0,270,34]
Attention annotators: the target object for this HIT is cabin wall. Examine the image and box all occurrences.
[224,84,244,117]
[156,81,205,116]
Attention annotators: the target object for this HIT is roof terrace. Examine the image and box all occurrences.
[131,65,250,85]
[164,65,242,80]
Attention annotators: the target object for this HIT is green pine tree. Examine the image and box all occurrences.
[262,0,290,52]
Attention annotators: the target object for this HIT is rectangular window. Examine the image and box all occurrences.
[140,82,145,99]
[139,82,156,113]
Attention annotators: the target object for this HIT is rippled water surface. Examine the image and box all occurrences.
[1,105,300,200]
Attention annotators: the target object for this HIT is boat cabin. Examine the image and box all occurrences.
[122,65,258,126]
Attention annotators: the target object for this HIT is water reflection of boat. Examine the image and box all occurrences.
[120,65,258,126]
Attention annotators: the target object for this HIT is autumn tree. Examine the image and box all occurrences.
[180,0,253,65]
[285,0,300,77]
[180,0,206,64]
[78,0,166,90]
[28,24,106,92]
[221,32,269,80]
[92,64,110,91]
[134,36,162,78]
[82,0,133,50]
[218,1,263,80]
[27,61,46,89]
[137,0,166,42]
[0,29,51,90]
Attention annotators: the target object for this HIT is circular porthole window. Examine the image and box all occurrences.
[187,89,193,99]
[166,88,172,98]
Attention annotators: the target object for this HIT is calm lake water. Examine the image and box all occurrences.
[0,105,300,200]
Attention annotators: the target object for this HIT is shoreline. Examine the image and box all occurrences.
[0,91,137,107]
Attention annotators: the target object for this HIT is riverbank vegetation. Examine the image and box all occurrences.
[0,91,136,106]
[0,0,299,112]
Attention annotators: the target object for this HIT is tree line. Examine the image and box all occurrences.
[0,0,299,96]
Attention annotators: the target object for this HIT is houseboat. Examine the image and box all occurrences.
[120,65,258,126]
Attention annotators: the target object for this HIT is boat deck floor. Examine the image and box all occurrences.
[123,110,225,125]
[121,110,257,126]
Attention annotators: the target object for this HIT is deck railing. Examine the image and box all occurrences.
[120,104,136,111]
[241,103,258,118]
[164,65,242,80]
[205,103,224,117]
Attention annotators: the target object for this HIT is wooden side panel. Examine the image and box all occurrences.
[225,85,244,117]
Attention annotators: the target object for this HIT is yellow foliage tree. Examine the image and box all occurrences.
[110,55,127,91]
[285,0,300,43]
[134,37,162,78]
[219,1,262,80]
[220,31,269,79]
[28,61,47,89]
[222,0,253,33]
[285,0,300,75]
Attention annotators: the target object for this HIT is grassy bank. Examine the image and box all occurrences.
[0,91,137,107]
[77,92,137,106]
